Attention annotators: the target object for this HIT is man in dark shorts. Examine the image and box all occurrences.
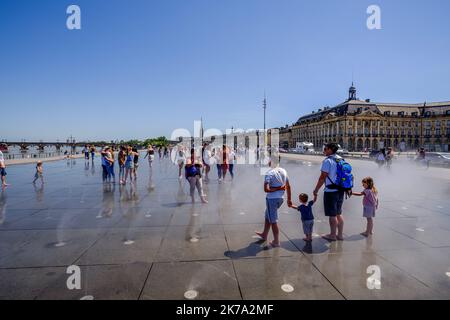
[313,142,345,241]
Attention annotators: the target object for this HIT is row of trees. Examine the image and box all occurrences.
[86,136,170,148]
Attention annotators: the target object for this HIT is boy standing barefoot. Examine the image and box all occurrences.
[289,193,317,242]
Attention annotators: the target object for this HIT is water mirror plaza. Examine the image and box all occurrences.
[1,154,449,300]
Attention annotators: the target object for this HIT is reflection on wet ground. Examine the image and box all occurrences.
[0,155,450,299]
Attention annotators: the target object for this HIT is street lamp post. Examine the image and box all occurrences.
[263,93,267,146]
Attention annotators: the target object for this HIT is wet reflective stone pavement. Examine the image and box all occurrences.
[0,155,450,299]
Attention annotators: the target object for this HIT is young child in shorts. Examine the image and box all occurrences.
[352,177,379,237]
[33,161,44,185]
[289,193,317,242]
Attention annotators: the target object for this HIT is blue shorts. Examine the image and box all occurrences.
[0,168,6,177]
[126,162,134,169]
[265,198,283,224]
[302,219,314,235]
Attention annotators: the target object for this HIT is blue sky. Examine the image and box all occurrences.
[1,0,449,141]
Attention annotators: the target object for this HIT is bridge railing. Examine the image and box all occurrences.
[4,152,82,160]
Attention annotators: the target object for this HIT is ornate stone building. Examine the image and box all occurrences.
[291,84,450,152]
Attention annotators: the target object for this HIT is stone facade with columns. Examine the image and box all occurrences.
[290,85,450,152]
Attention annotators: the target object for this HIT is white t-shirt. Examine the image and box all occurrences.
[203,149,211,165]
[320,154,342,193]
[176,150,186,161]
[0,151,4,167]
[228,151,236,164]
[265,167,289,199]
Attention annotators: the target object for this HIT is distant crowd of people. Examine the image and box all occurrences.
[374,147,394,168]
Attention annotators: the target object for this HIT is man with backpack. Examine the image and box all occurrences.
[313,142,353,241]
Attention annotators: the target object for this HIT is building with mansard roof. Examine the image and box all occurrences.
[289,84,450,152]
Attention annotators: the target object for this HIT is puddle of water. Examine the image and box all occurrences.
[184,290,198,300]
[415,228,425,232]
[192,213,199,217]
[239,212,246,215]
[145,214,152,218]
[123,240,135,245]
[80,295,94,300]
[190,237,199,243]
[401,207,408,210]
[281,284,294,293]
